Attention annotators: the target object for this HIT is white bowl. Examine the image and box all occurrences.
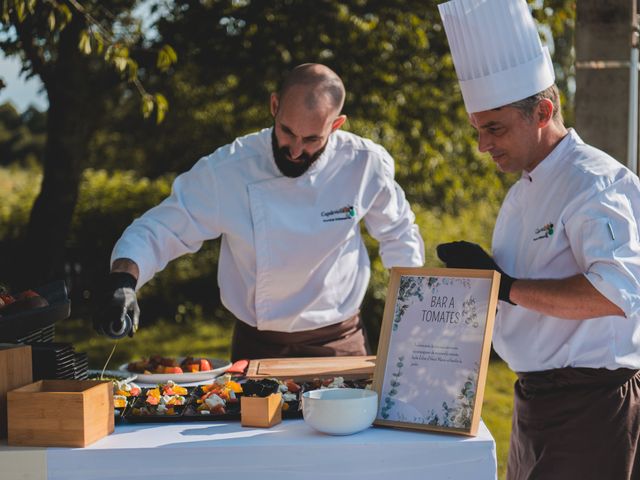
[302,388,378,435]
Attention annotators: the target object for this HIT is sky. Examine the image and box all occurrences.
[0,53,48,113]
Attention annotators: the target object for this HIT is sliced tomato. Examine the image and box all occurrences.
[0,294,15,305]
[285,380,301,393]
[17,290,39,299]
[199,359,212,371]
[163,366,183,374]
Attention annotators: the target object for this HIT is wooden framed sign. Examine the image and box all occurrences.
[372,267,500,436]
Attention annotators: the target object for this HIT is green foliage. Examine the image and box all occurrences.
[0,165,40,238]
[0,164,226,326]
[0,165,173,285]
[85,0,511,216]
[532,0,576,125]
[483,359,518,480]
[0,1,575,346]
[89,0,573,215]
[56,315,234,369]
[69,168,173,252]
[1,0,176,123]
[0,103,46,167]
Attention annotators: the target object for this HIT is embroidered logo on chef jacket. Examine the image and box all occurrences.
[321,205,356,222]
[533,223,554,241]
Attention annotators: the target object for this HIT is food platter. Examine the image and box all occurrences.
[113,377,371,423]
[119,357,232,383]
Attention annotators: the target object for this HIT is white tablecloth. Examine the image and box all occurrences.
[0,419,497,480]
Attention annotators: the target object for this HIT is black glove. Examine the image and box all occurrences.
[93,272,140,339]
[436,241,516,304]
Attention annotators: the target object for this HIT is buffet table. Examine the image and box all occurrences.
[0,419,497,479]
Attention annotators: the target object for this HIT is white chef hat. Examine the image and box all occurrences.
[438,0,555,113]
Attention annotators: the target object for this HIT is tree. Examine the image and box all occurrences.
[0,102,46,166]
[0,0,574,302]
[532,0,576,125]
[88,0,501,210]
[91,0,574,212]
[0,0,175,288]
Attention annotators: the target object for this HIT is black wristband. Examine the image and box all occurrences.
[499,274,516,305]
[108,271,137,291]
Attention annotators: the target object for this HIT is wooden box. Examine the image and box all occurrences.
[0,344,33,438]
[7,379,114,447]
[241,393,282,428]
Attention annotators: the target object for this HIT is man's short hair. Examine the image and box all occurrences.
[278,64,345,113]
[507,84,563,123]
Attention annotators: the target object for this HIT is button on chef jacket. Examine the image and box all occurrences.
[492,129,640,372]
[112,128,425,332]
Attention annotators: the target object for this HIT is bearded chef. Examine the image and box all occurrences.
[93,63,425,361]
[435,0,640,478]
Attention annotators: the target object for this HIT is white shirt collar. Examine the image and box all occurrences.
[522,128,580,183]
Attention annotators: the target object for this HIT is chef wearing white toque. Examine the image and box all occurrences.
[436,0,640,478]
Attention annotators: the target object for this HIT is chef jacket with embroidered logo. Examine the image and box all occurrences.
[492,129,640,372]
[111,128,425,333]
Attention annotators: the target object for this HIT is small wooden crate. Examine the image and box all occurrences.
[7,379,114,447]
[0,344,33,438]
[240,393,282,428]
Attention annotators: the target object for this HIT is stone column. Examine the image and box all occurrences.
[575,1,636,169]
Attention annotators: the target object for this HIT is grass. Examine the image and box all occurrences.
[56,316,234,371]
[483,359,517,480]
[57,316,515,479]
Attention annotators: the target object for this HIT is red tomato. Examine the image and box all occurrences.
[0,294,15,305]
[17,290,39,300]
[285,380,301,393]
[164,366,183,374]
[199,359,212,371]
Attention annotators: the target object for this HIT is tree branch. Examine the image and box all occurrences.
[13,15,51,85]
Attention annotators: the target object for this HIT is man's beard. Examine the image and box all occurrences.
[271,128,326,178]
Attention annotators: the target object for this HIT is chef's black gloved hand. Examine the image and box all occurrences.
[436,240,516,305]
[93,272,140,339]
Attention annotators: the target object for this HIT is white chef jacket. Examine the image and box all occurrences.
[111,128,424,332]
[492,129,640,372]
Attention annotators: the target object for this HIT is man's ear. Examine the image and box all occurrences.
[537,99,554,127]
[270,93,279,118]
[331,114,347,132]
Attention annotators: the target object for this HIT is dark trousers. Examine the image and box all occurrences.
[507,367,640,480]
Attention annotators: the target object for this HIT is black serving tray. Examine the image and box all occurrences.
[116,379,370,424]
[119,385,302,424]
[0,280,71,343]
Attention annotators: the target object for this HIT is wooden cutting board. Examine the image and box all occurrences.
[245,355,376,381]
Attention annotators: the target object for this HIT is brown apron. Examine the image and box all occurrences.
[230,313,369,361]
[507,367,640,480]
